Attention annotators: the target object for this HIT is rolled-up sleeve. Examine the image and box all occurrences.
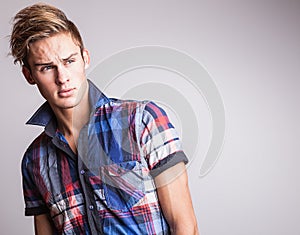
[21,152,49,216]
[139,101,189,177]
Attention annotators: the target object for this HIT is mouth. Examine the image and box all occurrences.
[58,88,75,97]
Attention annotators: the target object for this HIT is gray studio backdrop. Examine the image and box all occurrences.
[1,0,299,234]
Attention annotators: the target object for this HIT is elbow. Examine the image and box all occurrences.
[170,220,200,235]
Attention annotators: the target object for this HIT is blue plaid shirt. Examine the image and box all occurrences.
[22,80,188,234]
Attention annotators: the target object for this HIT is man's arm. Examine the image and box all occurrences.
[34,214,54,235]
[155,162,199,235]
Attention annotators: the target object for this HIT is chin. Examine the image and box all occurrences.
[61,105,77,110]
[61,102,80,109]
[55,100,79,110]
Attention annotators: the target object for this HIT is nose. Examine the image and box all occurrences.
[55,65,69,85]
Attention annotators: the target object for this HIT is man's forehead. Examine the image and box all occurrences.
[28,34,80,62]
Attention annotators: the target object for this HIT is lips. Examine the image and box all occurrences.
[58,88,75,97]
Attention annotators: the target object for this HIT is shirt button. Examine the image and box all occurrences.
[89,205,94,210]
[80,169,85,175]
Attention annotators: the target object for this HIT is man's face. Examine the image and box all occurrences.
[24,32,90,112]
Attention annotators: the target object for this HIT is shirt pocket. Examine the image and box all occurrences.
[100,160,145,211]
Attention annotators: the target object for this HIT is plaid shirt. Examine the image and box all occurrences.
[22,80,188,234]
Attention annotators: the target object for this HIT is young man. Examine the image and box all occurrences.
[10,3,199,234]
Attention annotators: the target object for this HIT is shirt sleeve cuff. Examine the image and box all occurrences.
[25,205,49,216]
[150,151,189,178]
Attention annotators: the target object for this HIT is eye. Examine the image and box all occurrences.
[40,65,54,72]
[66,59,75,65]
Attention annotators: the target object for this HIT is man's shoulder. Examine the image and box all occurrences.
[109,97,149,107]
[23,131,50,161]
[95,97,151,114]
[94,98,168,124]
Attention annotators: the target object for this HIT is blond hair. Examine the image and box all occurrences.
[10,3,84,67]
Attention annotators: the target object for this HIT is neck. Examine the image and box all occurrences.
[52,85,90,153]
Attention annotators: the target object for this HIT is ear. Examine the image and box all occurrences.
[82,49,90,69]
[22,66,36,85]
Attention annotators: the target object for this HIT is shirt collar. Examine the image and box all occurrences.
[26,79,109,128]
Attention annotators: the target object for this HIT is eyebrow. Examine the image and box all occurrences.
[34,53,79,67]
[34,62,53,67]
